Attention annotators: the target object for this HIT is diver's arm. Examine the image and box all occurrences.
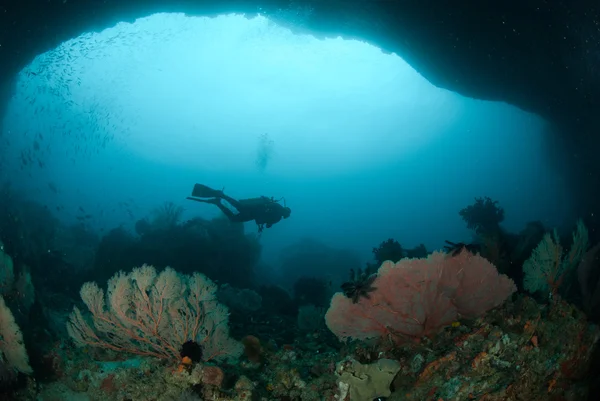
[265,215,282,228]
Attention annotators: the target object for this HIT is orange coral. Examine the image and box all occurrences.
[530,335,538,347]
[202,365,224,387]
[242,335,263,363]
[417,352,456,384]
[471,352,488,369]
[175,356,193,373]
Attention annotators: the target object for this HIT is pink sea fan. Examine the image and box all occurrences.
[325,250,515,344]
[448,250,517,318]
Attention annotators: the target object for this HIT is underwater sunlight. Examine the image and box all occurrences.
[1,13,566,262]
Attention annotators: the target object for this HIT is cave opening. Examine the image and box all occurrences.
[1,11,566,251]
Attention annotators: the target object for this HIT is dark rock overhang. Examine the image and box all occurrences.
[1,0,599,127]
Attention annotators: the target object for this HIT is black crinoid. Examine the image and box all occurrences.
[341,266,378,304]
[443,240,481,256]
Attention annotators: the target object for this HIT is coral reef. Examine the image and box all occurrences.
[25,294,597,401]
[372,238,404,265]
[459,196,505,236]
[386,296,598,400]
[2,191,600,401]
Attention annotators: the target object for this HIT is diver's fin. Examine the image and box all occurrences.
[191,184,224,198]
[186,196,220,204]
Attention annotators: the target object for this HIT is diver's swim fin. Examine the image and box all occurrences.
[191,184,224,198]
[186,196,220,204]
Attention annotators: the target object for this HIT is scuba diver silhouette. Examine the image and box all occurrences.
[186,184,291,233]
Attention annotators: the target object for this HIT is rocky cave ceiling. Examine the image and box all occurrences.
[1,0,599,223]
